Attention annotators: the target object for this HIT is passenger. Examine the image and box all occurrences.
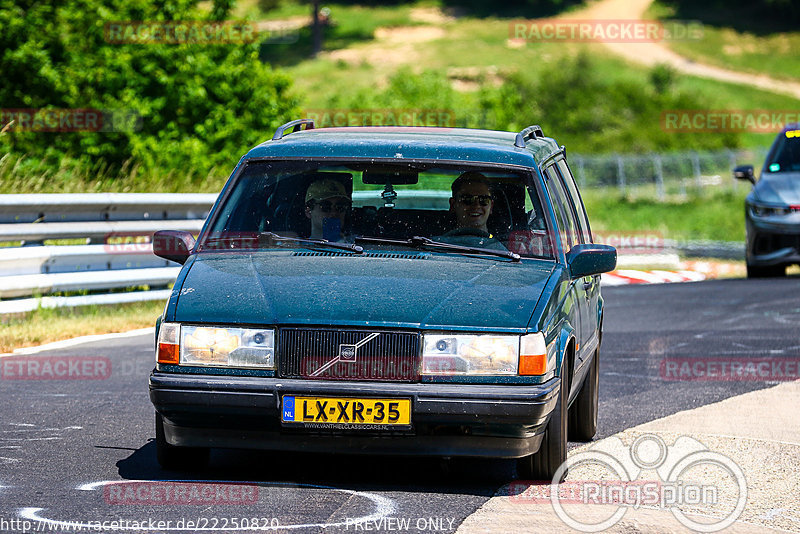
[304,178,352,241]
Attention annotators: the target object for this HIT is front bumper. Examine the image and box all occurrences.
[746,217,800,266]
[149,371,559,458]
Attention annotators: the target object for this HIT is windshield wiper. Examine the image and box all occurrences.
[356,235,520,262]
[258,232,363,254]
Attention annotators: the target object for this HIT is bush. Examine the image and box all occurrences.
[0,0,301,181]
[328,55,741,153]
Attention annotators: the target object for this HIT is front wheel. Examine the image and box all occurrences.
[568,349,599,442]
[517,364,568,481]
[746,263,785,278]
[155,413,209,470]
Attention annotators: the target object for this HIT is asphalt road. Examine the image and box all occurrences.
[0,277,798,533]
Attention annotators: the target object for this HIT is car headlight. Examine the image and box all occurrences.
[157,323,275,369]
[421,332,550,376]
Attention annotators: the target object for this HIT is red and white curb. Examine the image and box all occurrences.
[601,269,706,286]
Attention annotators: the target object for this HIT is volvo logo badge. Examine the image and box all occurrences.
[339,344,357,362]
[310,332,381,377]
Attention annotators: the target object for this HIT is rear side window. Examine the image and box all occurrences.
[555,159,592,244]
[543,165,579,254]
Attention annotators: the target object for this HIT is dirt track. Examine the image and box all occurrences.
[571,0,800,100]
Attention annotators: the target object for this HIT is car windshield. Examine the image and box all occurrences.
[765,130,800,173]
[200,160,554,259]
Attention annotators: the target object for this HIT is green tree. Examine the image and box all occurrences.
[0,0,300,177]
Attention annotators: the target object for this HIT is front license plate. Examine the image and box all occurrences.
[281,396,411,428]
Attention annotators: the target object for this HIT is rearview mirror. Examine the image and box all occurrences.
[362,168,419,185]
[567,244,617,279]
[153,230,196,265]
[733,165,755,185]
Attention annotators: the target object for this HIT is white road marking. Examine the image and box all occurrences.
[1,327,154,357]
[21,479,397,531]
[0,437,62,442]
[0,427,83,433]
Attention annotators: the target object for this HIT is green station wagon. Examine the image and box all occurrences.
[149,120,616,480]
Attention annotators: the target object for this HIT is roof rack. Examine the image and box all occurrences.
[514,125,544,148]
[272,119,315,141]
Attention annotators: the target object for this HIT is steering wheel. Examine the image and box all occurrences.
[442,227,491,238]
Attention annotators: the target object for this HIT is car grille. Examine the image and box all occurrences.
[754,233,800,255]
[278,328,420,381]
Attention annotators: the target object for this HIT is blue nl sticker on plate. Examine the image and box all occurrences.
[282,396,295,422]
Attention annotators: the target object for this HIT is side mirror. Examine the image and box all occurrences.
[153,230,196,265]
[567,244,617,279]
[733,165,755,185]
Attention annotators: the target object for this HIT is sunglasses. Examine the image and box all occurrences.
[315,200,351,213]
[457,194,492,206]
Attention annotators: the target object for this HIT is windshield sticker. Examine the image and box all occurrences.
[769,163,781,172]
[786,130,800,138]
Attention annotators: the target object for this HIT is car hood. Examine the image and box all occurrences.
[174,251,554,331]
[752,172,800,205]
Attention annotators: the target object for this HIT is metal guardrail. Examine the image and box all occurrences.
[0,190,746,315]
[0,193,217,315]
[570,147,769,200]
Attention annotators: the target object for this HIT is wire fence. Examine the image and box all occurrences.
[571,147,769,199]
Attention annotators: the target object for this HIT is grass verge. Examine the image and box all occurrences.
[0,300,163,354]
[584,188,748,242]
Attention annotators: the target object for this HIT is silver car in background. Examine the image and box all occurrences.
[735,124,800,278]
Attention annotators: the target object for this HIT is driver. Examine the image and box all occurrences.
[304,178,352,241]
[449,171,494,235]
[437,171,507,251]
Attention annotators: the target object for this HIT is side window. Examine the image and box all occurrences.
[543,165,579,254]
[555,159,592,244]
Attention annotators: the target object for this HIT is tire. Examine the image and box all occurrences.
[155,413,209,470]
[568,349,598,442]
[747,263,785,278]
[517,363,568,481]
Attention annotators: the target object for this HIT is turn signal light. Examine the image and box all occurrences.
[156,323,180,365]
[519,332,548,376]
[157,342,179,365]
[519,353,547,375]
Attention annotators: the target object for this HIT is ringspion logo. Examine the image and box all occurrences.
[512,434,747,532]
